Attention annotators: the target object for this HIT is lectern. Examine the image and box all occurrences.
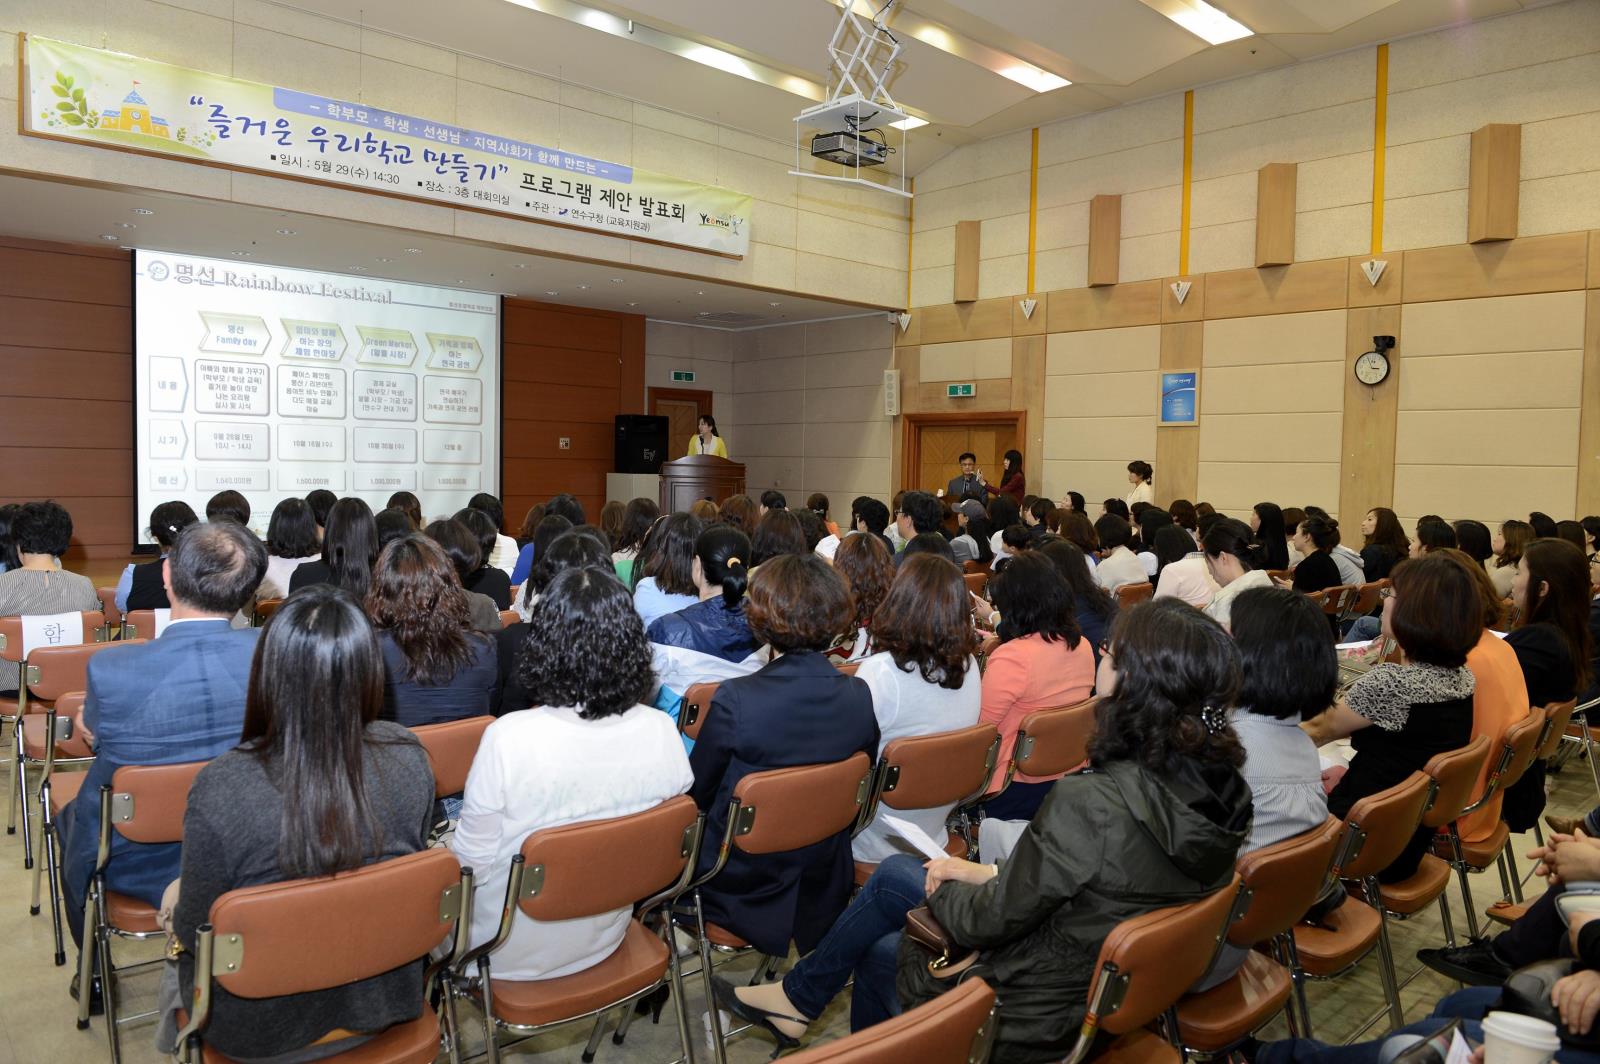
[658,455,745,513]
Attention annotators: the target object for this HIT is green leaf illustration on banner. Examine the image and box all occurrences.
[56,101,75,111]
[51,84,68,97]
[55,70,71,87]
[72,87,84,103]
[61,113,83,125]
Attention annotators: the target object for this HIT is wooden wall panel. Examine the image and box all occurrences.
[902,298,1014,346]
[1401,232,1587,303]
[1047,280,1162,332]
[1589,231,1600,289]
[1088,195,1122,287]
[1011,334,1048,461]
[1347,253,1404,308]
[954,220,981,303]
[1579,290,1600,518]
[1155,322,1202,507]
[1339,306,1403,521]
[1468,123,1521,244]
[1161,275,1204,322]
[1255,163,1298,267]
[1204,258,1348,319]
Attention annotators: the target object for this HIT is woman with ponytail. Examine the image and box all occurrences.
[646,524,759,662]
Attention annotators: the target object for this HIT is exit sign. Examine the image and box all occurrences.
[671,370,697,383]
[946,383,976,397]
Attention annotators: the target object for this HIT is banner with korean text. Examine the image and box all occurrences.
[20,35,754,257]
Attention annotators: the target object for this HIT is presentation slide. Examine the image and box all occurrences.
[132,250,500,546]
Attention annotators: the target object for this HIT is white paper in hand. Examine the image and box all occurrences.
[882,814,954,862]
[1443,1028,1474,1064]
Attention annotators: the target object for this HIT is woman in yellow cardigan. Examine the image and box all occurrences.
[688,414,728,457]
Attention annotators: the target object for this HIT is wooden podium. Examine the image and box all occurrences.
[658,455,745,512]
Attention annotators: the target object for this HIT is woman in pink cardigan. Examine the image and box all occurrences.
[979,551,1096,821]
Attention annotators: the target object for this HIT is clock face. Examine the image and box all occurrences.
[1355,351,1390,385]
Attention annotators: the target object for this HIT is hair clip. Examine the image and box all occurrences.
[1201,705,1228,735]
[726,556,742,566]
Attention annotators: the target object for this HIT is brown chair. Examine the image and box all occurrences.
[80,759,210,1056]
[836,661,861,677]
[1291,771,1433,1029]
[176,847,469,1064]
[963,571,989,597]
[855,723,1000,883]
[497,609,519,629]
[1559,695,1600,802]
[957,699,1097,852]
[94,588,122,633]
[1116,582,1153,608]
[451,796,702,1064]
[684,753,874,1064]
[1059,874,1247,1064]
[1374,736,1491,946]
[1345,581,1386,623]
[1266,569,1292,583]
[678,681,720,741]
[1318,586,1359,620]
[410,716,493,799]
[1176,818,1344,1048]
[1435,714,1543,927]
[781,977,996,1063]
[252,597,284,626]
[120,609,160,642]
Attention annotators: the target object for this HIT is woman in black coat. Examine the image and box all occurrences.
[688,554,877,957]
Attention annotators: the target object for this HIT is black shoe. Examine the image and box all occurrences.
[68,972,105,1017]
[709,975,804,1052]
[1416,938,1511,986]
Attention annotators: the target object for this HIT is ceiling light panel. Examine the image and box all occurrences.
[1140,0,1254,45]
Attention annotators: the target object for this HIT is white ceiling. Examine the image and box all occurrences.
[0,174,880,326]
[275,0,1558,171]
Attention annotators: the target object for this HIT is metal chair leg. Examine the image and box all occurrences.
[580,1008,611,1063]
[4,714,16,836]
[745,953,770,987]
[1504,843,1525,903]
[1447,832,1480,941]
[15,725,32,869]
[1497,852,1513,902]
[1533,822,1546,849]
[1283,931,1314,1039]
[99,911,122,1064]
[667,938,695,1064]
[1436,893,1457,948]
[1369,878,1404,1031]
[75,887,97,1030]
[31,775,49,916]
[695,891,730,1064]
[477,955,501,1064]
[44,799,65,965]
[1584,719,1600,801]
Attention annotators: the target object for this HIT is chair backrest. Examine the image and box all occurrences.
[1089,874,1245,1036]
[1536,700,1579,761]
[1116,582,1153,608]
[731,752,873,855]
[253,598,284,625]
[26,639,129,702]
[1321,586,1358,616]
[51,691,94,759]
[1227,818,1343,946]
[497,609,519,629]
[410,716,493,798]
[122,609,158,642]
[1500,711,1547,791]
[836,661,861,676]
[782,977,995,1063]
[95,587,122,628]
[1266,569,1291,583]
[1333,771,1432,880]
[679,681,719,740]
[107,760,210,844]
[1013,699,1098,778]
[963,572,988,597]
[1349,581,1385,616]
[0,611,108,663]
[207,848,463,998]
[962,560,986,576]
[877,723,1000,812]
[516,795,699,921]
[1420,734,1492,828]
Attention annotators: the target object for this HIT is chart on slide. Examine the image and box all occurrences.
[133,250,500,545]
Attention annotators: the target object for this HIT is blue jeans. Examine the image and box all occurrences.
[781,853,920,1032]
[1259,987,1600,1064]
[1345,615,1383,642]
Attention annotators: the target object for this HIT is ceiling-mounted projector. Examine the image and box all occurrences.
[811,127,889,167]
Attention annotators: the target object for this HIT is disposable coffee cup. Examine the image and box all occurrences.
[1482,1011,1560,1064]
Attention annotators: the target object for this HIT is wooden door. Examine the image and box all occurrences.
[649,388,714,461]
[915,422,1022,494]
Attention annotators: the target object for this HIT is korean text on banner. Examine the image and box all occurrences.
[21,35,754,258]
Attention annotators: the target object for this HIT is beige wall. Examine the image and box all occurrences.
[645,322,737,450]
[1041,326,1159,503]
[0,1,908,307]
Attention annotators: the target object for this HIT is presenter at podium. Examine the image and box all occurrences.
[688,414,729,458]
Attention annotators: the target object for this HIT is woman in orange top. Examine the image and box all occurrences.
[979,552,1097,821]
[1447,550,1532,843]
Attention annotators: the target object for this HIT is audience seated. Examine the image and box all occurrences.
[304,489,337,540]
[115,501,199,613]
[717,598,1250,1061]
[986,496,1022,557]
[0,500,100,620]
[1282,508,1307,566]
[1287,516,1343,595]
[850,496,894,554]
[288,497,378,599]
[1092,513,1146,593]
[171,584,435,1060]
[453,567,692,980]
[1305,506,1365,585]
[829,531,894,662]
[794,508,827,555]
[949,500,988,564]
[509,513,574,607]
[852,555,982,863]
[373,506,415,553]
[751,509,808,568]
[892,492,943,565]
[385,490,423,530]
[1134,507,1175,576]
[688,554,877,958]
[1304,552,1480,882]
[759,489,787,515]
[1151,525,1216,608]
[720,493,758,536]
[422,518,502,632]
[1413,517,1458,556]
[1038,540,1116,665]
[648,524,757,662]
[454,507,513,609]
[1360,507,1409,583]
[254,498,319,602]
[366,535,498,727]
[1202,518,1274,630]
[0,503,20,574]
[204,489,251,527]
[468,492,519,576]
[979,553,1096,821]
[610,497,658,584]
[1452,519,1495,575]
[62,521,268,982]
[1490,519,1533,598]
[496,528,615,714]
[903,531,957,565]
[1558,519,1589,554]
[1198,586,1338,991]
[1251,503,1291,571]
[631,513,702,627]
[807,493,840,538]
[688,498,720,524]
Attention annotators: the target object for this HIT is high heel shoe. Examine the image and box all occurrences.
[710,975,804,1052]
[632,984,670,1023]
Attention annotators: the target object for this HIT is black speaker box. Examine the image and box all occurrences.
[614,414,669,473]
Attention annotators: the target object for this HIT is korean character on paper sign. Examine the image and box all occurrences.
[174,262,193,285]
[195,265,215,285]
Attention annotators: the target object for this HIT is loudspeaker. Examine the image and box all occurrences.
[614,414,669,473]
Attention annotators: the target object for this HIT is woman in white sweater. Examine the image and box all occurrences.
[852,554,982,862]
[1124,459,1154,508]
[451,567,691,981]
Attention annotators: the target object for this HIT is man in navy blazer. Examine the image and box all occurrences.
[61,521,267,971]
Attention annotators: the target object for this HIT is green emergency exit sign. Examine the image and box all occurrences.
[946,383,976,397]
[672,370,697,383]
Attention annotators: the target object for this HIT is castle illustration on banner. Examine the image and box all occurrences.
[99,85,172,137]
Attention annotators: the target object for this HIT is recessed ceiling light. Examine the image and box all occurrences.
[456,279,467,284]
[404,248,423,254]
[276,228,297,235]
[610,277,624,284]
[116,222,138,229]
[131,208,154,215]
[626,302,640,307]
[231,250,252,256]
[889,116,928,131]
[697,290,705,296]
[512,263,528,269]
[100,234,120,241]
[698,311,712,317]
[376,257,391,263]
[1142,0,1253,44]
[768,301,782,307]
[575,284,590,290]
[998,66,1071,93]
[546,290,559,296]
